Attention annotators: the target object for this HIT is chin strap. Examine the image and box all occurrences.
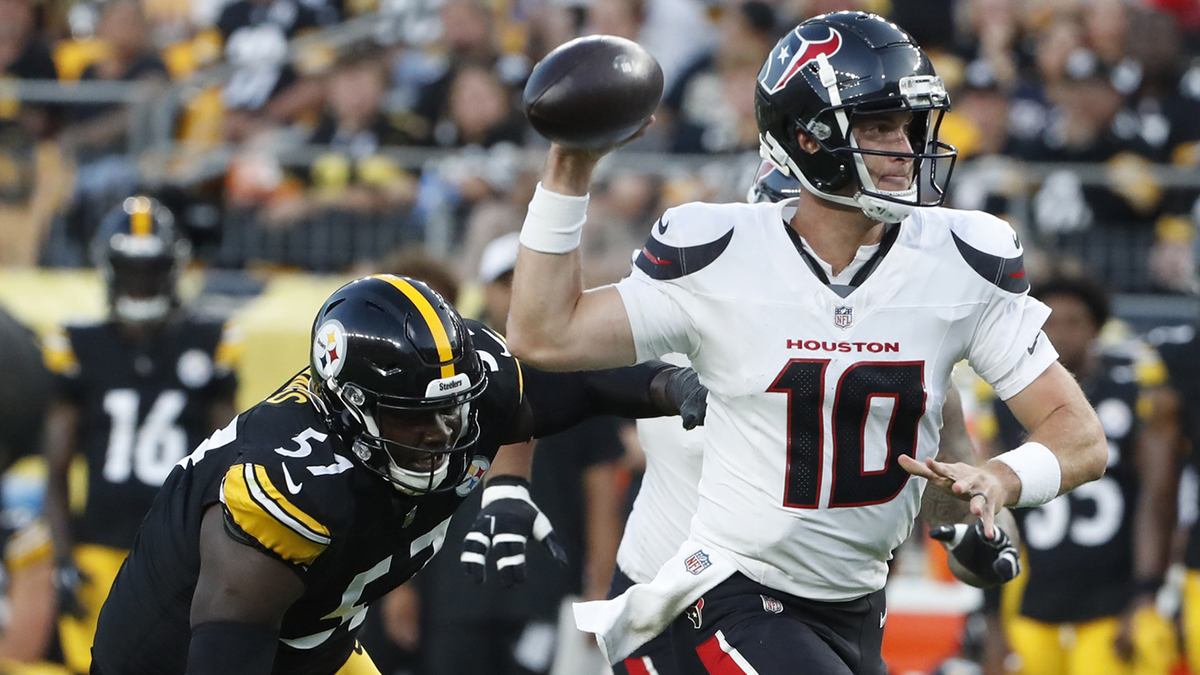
[761,132,916,223]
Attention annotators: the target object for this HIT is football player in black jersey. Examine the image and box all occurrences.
[984,275,1182,675]
[41,197,240,675]
[1152,320,1200,674]
[89,274,706,675]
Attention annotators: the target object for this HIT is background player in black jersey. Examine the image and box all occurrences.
[1152,318,1200,673]
[40,197,240,675]
[90,274,706,675]
[983,275,1183,675]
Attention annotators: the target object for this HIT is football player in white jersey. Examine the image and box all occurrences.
[508,11,1108,675]
[610,164,1019,675]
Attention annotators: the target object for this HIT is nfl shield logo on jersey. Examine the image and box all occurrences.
[684,550,711,575]
[834,306,853,329]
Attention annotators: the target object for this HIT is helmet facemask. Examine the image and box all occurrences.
[105,252,180,325]
[324,373,486,496]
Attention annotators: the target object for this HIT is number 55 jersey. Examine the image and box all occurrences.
[614,199,1057,601]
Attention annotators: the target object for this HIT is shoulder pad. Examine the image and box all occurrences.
[41,327,79,376]
[929,209,1029,293]
[633,202,743,281]
[1145,324,1196,348]
[214,321,244,373]
[465,320,523,412]
[4,520,51,570]
[263,370,318,408]
[221,461,334,567]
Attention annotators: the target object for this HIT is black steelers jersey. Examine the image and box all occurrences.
[994,350,1153,622]
[92,320,667,675]
[43,317,239,549]
[1152,325,1200,569]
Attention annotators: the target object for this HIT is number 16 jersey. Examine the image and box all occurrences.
[614,200,1057,601]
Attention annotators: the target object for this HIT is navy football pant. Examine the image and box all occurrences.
[668,573,887,675]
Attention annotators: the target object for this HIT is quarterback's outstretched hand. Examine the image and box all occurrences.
[54,560,89,618]
[930,519,1021,587]
[900,455,1018,538]
[664,367,707,430]
[461,477,567,587]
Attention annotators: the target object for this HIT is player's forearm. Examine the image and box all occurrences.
[44,470,74,560]
[488,441,535,483]
[1132,405,1181,589]
[582,464,622,601]
[1020,399,1108,494]
[187,621,278,675]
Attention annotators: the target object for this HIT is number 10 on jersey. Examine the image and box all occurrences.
[768,359,926,509]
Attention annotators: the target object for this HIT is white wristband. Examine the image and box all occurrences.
[519,182,590,254]
[992,441,1062,507]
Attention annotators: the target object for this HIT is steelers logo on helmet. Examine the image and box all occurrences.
[313,319,347,380]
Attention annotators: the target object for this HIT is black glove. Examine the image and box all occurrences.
[54,560,89,618]
[461,477,568,587]
[930,519,1020,586]
[664,367,707,430]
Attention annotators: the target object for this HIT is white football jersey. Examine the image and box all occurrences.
[613,200,1058,601]
[617,355,704,585]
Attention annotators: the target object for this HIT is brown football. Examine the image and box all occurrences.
[523,35,664,149]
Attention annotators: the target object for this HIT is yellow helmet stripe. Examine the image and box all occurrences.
[129,197,153,237]
[373,274,456,378]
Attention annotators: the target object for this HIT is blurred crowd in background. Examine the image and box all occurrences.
[0,0,1198,674]
[0,0,1196,291]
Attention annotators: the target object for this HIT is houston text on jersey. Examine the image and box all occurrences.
[785,340,900,353]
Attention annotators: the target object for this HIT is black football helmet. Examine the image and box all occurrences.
[92,196,190,327]
[309,275,488,495]
[755,11,957,222]
[747,159,803,204]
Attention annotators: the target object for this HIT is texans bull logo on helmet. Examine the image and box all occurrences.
[759,27,842,96]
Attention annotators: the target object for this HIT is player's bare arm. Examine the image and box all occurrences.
[507,144,639,371]
[902,361,1107,537]
[189,504,305,675]
[1127,385,1182,607]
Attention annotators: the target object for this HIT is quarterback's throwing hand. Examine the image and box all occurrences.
[930,519,1021,586]
[461,477,568,587]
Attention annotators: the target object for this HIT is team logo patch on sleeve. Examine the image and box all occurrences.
[684,550,712,575]
[950,232,1029,293]
[313,320,347,379]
